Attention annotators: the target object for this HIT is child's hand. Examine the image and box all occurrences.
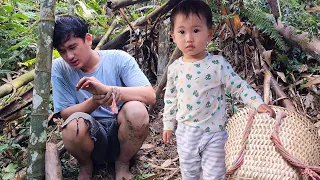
[163,130,173,144]
[257,104,276,118]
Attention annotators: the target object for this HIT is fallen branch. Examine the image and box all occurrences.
[148,48,182,113]
[275,20,320,63]
[95,19,119,50]
[0,69,35,99]
[45,142,63,180]
[101,0,183,50]
[107,0,149,10]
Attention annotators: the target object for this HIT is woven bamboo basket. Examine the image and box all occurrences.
[225,106,320,179]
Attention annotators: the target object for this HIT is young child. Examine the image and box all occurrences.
[162,1,275,179]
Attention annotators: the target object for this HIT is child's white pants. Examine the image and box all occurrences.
[175,123,228,180]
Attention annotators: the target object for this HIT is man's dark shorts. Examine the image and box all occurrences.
[61,112,120,167]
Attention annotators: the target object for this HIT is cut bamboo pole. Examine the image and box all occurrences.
[0,69,35,99]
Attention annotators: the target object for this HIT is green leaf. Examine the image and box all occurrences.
[3,172,15,180]
[0,144,9,152]
[2,5,13,13]
[4,163,17,173]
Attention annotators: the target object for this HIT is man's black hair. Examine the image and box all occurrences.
[53,15,88,49]
[170,0,212,30]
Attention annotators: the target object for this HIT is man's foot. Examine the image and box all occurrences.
[77,163,93,180]
[115,161,134,180]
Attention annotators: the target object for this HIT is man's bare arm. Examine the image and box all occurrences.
[60,97,100,120]
[118,85,156,105]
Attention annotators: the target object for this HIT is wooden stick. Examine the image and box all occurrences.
[45,143,63,180]
[263,70,271,105]
[95,19,118,50]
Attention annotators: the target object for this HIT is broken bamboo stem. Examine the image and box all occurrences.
[0,69,35,99]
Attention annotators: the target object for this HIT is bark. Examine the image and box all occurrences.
[275,21,320,63]
[27,0,55,179]
[148,48,182,113]
[0,69,35,99]
[95,19,118,50]
[108,0,149,10]
[45,143,63,180]
[157,22,170,83]
[255,38,296,112]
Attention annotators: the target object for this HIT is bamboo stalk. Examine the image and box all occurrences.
[0,69,35,99]
[27,0,55,178]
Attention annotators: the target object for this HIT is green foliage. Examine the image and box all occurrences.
[0,0,39,72]
[281,0,320,38]
[240,5,288,51]
[0,163,17,180]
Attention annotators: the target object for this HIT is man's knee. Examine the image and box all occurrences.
[119,101,149,126]
[118,101,149,139]
[62,117,90,144]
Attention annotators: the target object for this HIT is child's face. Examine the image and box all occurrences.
[170,13,213,62]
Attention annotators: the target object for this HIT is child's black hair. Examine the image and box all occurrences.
[53,15,88,49]
[170,0,212,30]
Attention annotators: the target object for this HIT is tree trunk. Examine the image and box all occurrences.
[0,69,35,99]
[27,0,55,179]
[275,21,320,63]
[148,48,182,113]
[157,21,170,83]
[45,143,63,180]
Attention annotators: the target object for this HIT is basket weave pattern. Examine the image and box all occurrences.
[225,106,320,179]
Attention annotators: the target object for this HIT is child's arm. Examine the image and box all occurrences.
[219,57,275,117]
[162,65,178,143]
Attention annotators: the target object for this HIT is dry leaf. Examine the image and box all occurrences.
[304,93,314,109]
[140,143,155,150]
[161,159,172,168]
[263,50,273,67]
[305,76,320,88]
[276,71,287,83]
[298,64,308,73]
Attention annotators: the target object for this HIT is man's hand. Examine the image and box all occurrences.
[257,104,276,118]
[92,87,122,107]
[163,130,173,144]
[76,76,107,95]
